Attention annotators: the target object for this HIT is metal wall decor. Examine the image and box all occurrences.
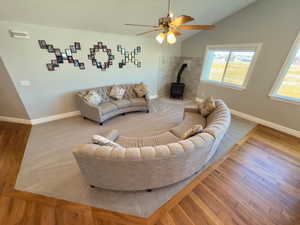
[87,42,114,71]
[117,45,142,68]
[38,40,85,71]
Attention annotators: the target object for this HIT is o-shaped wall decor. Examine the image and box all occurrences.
[87,42,114,71]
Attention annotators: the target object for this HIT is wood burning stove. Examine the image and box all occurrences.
[170,63,187,99]
[170,82,185,99]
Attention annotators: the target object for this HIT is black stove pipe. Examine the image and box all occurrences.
[176,63,188,83]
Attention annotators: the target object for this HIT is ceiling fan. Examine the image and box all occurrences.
[125,0,215,44]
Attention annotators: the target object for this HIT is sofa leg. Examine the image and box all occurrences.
[83,116,87,119]
[99,122,103,126]
[146,110,149,113]
[147,189,152,192]
[90,185,96,188]
[122,113,126,116]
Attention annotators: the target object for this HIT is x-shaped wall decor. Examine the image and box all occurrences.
[117,45,141,69]
[38,40,85,71]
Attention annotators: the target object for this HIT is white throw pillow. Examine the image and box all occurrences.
[109,86,125,100]
[92,135,122,148]
[133,82,149,98]
[84,90,102,105]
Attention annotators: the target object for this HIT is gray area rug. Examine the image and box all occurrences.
[16,98,256,218]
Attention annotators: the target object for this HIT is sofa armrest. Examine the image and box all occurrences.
[144,93,150,102]
[77,95,101,122]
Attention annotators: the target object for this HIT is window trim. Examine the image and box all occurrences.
[200,43,262,90]
[269,31,300,105]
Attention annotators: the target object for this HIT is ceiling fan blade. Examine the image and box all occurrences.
[179,25,215,30]
[136,29,162,36]
[171,29,182,36]
[170,15,194,27]
[125,24,159,28]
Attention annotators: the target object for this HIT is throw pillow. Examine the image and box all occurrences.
[181,124,203,139]
[92,135,122,148]
[84,90,102,105]
[133,82,149,98]
[198,97,216,117]
[109,86,125,100]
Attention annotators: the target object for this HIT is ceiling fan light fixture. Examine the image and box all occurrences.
[156,32,166,44]
[167,31,176,44]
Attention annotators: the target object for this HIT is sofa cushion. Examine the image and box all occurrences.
[100,102,118,114]
[129,98,147,107]
[170,116,206,139]
[133,82,149,98]
[113,99,131,109]
[109,86,125,100]
[116,131,180,148]
[182,124,203,140]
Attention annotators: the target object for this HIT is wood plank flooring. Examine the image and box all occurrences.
[0,121,300,225]
[156,125,300,225]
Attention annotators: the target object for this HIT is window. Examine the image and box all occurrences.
[270,32,300,103]
[201,44,262,89]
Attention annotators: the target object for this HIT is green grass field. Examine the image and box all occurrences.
[209,62,300,99]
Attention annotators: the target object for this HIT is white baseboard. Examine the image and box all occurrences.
[1,96,157,126]
[0,116,31,125]
[0,111,81,125]
[196,97,300,138]
[230,109,300,138]
[149,95,158,99]
[30,111,81,125]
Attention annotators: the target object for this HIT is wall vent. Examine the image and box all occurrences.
[9,30,30,39]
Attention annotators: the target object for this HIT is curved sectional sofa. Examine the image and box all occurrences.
[73,99,231,191]
[77,84,150,125]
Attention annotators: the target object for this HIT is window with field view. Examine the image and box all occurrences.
[271,34,300,102]
[201,44,261,89]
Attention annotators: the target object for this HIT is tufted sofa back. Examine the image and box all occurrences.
[204,99,231,161]
[73,132,215,191]
[72,99,231,191]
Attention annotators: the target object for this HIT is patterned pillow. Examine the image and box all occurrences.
[109,86,125,100]
[198,97,216,117]
[84,90,102,105]
[181,124,203,139]
[133,82,149,98]
[92,135,122,148]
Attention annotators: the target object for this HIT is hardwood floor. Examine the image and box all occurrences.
[0,121,299,225]
[156,126,300,225]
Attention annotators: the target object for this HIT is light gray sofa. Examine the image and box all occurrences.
[72,100,231,191]
[77,84,150,125]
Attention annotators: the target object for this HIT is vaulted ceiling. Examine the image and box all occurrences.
[0,0,256,39]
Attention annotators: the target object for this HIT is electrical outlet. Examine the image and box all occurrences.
[20,80,31,86]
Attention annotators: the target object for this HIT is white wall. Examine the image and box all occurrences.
[0,21,181,119]
[0,57,29,119]
[181,0,300,131]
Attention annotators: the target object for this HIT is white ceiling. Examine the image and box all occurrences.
[0,0,256,39]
